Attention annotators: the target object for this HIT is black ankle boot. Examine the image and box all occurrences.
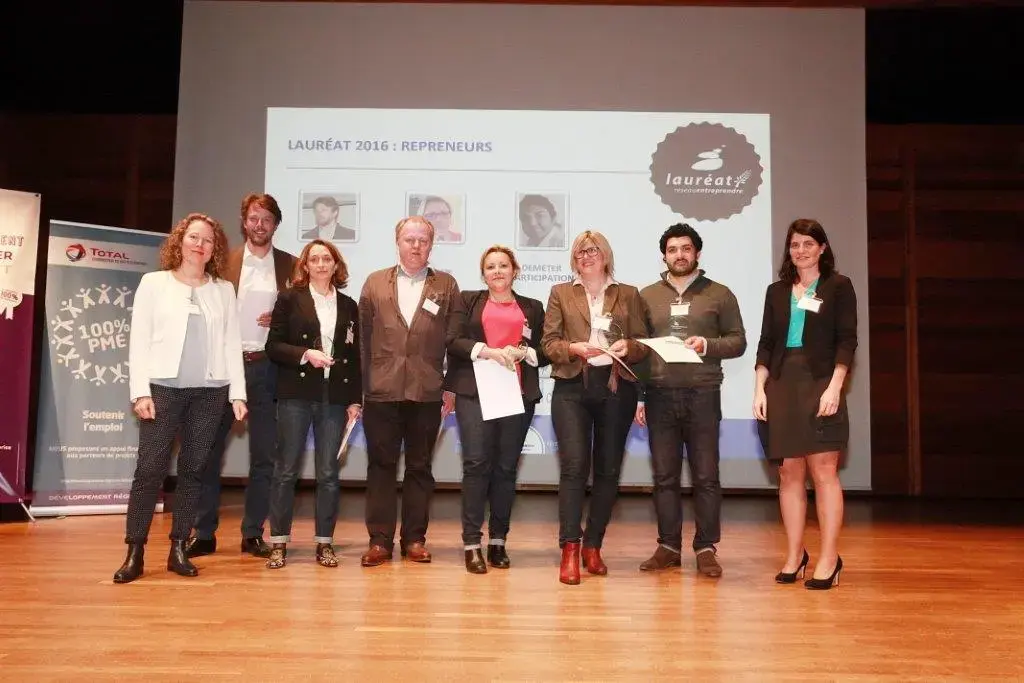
[167,539,199,577]
[113,544,145,584]
[464,548,487,574]
[487,544,510,569]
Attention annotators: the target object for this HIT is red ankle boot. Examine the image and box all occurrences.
[581,546,608,575]
[559,541,581,585]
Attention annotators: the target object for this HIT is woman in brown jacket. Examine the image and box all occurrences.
[541,230,648,585]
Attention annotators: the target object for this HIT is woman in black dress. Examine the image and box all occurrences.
[753,219,857,590]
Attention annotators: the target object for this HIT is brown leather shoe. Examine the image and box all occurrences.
[581,546,608,576]
[360,544,393,567]
[695,547,723,577]
[402,542,432,563]
[639,545,682,571]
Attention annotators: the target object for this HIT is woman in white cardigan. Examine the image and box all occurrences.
[114,213,248,584]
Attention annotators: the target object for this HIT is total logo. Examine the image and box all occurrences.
[65,243,133,264]
[65,243,86,262]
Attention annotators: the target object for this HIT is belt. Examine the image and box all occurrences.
[242,350,267,363]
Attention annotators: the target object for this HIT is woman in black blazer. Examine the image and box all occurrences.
[753,219,857,590]
[264,240,362,569]
[445,245,548,574]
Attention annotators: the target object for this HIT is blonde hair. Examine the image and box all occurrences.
[394,215,436,243]
[569,230,615,277]
[479,245,521,280]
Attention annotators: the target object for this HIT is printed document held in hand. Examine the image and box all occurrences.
[636,337,704,363]
[472,359,525,420]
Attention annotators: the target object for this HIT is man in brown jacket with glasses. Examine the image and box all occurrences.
[358,215,463,567]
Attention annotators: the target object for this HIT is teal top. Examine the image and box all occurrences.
[785,278,819,348]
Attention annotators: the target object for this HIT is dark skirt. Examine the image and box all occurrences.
[760,350,849,461]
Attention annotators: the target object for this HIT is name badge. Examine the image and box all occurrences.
[345,322,355,345]
[422,298,440,316]
[185,303,201,316]
[592,315,612,332]
[670,303,690,317]
[797,296,822,313]
[522,325,532,340]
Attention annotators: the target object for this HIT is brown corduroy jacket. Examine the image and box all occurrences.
[358,266,463,403]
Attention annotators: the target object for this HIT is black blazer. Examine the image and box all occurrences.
[444,289,548,402]
[266,286,363,405]
[755,272,858,380]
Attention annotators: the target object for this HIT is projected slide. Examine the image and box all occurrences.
[266,108,772,486]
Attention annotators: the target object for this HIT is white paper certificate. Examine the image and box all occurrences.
[637,337,704,363]
[336,418,357,460]
[472,359,525,421]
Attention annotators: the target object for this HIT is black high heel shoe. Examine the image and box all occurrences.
[805,556,843,590]
[774,549,809,584]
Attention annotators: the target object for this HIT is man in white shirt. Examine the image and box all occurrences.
[190,193,296,559]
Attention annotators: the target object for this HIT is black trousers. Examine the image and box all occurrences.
[124,384,228,544]
[362,400,442,551]
[550,370,638,548]
[194,357,277,540]
[454,393,536,546]
[645,386,722,551]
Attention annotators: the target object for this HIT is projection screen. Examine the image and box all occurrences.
[173,1,869,490]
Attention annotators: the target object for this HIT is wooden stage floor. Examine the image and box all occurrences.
[2,490,1022,681]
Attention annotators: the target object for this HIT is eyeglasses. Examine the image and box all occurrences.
[574,246,600,260]
[424,211,451,221]
[307,255,335,265]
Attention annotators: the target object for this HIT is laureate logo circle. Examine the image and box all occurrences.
[521,426,547,456]
[65,243,87,262]
[649,122,764,222]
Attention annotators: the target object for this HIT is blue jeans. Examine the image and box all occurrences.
[645,387,722,551]
[454,394,536,546]
[194,357,278,540]
[550,370,638,548]
[268,393,346,543]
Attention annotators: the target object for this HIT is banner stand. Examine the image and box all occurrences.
[30,220,165,517]
[28,503,162,518]
[0,471,36,521]
[0,188,42,514]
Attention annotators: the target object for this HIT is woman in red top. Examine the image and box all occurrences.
[445,246,548,574]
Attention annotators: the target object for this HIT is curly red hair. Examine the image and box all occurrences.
[159,213,229,279]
